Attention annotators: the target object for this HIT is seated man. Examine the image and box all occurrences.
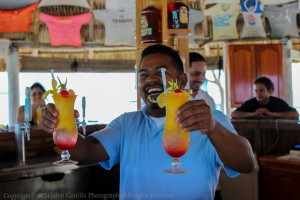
[231,77,299,120]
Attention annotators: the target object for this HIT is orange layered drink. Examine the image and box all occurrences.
[151,80,191,173]
[160,92,190,158]
[36,106,43,127]
[52,92,77,150]
[44,70,77,165]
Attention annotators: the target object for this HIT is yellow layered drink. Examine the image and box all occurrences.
[52,92,77,150]
[36,106,43,127]
[153,80,191,173]
[43,71,78,165]
[160,91,190,158]
[157,84,190,158]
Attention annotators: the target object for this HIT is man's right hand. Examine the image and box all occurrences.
[41,103,80,133]
[41,103,58,133]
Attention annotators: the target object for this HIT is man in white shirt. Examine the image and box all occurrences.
[189,52,216,110]
[189,52,222,200]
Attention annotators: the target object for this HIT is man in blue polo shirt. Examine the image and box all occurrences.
[41,44,255,200]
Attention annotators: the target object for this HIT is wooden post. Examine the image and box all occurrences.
[6,46,20,128]
[282,39,293,105]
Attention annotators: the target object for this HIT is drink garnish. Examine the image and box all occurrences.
[50,69,57,95]
[43,70,75,99]
[148,79,190,107]
[174,88,182,93]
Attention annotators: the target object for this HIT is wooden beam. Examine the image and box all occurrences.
[20,56,135,73]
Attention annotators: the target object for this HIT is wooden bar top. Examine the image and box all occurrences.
[0,124,108,183]
[259,155,300,167]
[231,119,300,157]
[231,119,300,131]
[259,154,300,200]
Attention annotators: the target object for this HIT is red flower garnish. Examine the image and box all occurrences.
[174,88,182,93]
[60,89,69,97]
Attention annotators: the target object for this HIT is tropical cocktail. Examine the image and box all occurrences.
[43,70,78,165]
[153,80,191,174]
[36,106,43,127]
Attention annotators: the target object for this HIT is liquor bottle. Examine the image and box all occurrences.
[141,0,162,43]
[168,0,189,29]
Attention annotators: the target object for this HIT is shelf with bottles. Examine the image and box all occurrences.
[167,29,191,35]
[136,0,191,110]
[136,0,191,47]
[136,0,160,46]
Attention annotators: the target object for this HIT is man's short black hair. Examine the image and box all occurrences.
[189,52,206,68]
[31,82,46,93]
[140,44,184,75]
[254,77,274,92]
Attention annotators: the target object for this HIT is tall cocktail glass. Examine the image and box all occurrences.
[36,106,43,127]
[52,93,78,165]
[161,90,190,174]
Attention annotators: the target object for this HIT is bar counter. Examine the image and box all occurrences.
[231,119,300,157]
[229,119,300,200]
[231,118,300,131]
[259,155,300,200]
[0,161,120,200]
[0,155,95,182]
[0,124,120,199]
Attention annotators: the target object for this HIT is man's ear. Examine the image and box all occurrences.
[178,73,188,89]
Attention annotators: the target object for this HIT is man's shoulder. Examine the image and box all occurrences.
[120,108,152,122]
[235,97,258,111]
[243,97,257,104]
[197,89,209,95]
[269,96,291,107]
[195,89,213,99]
[17,105,25,112]
[107,110,148,129]
[270,96,285,102]
[194,89,216,109]
[121,110,144,118]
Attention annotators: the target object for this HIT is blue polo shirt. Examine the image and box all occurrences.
[92,108,239,200]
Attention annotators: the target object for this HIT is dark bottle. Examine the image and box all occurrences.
[168,0,189,29]
[141,1,162,43]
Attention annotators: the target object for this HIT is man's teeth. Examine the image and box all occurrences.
[148,88,162,94]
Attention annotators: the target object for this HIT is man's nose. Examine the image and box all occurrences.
[146,73,160,82]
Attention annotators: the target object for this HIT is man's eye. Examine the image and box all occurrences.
[139,73,147,78]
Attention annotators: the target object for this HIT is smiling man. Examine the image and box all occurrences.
[41,44,254,200]
[231,76,299,119]
[189,52,216,109]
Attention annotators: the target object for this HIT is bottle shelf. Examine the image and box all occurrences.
[167,29,191,35]
[136,0,190,47]
[138,43,157,48]
[136,0,190,109]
